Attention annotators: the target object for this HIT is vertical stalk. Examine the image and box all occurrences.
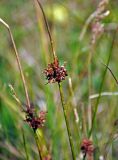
[88,48,92,136]
[0,18,50,159]
[0,18,30,109]
[88,30,117,138]
[34,129,51,160]
[35,1,75,158]
[36,0,56,60]
[22,128,29,160]
[34,131,42,160]
[83,153,86,160]
[58,83,75,160]
[88,44,95,138]
[33,0,50,64]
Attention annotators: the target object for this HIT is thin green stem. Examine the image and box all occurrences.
[83,153,86,160]
[35,1,75,158]
[34,131,42,160]
[101,63,118,85]
[22,128,29,160]
[88,47,93,136]
[88,30,117,138]
[36,0,56,60]
[58,83,76,160]
[0,18,30,109]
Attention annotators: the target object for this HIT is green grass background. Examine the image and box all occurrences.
[0,0,118,159]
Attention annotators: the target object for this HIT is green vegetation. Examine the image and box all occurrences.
[0,0,118,160]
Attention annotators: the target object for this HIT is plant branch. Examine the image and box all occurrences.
[0,18,30,109]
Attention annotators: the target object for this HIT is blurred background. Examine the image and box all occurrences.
[0,0,118,159]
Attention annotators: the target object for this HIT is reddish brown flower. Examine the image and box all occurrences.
[25,105,47,131]
[44,58,68,83]
[81,138,94,159]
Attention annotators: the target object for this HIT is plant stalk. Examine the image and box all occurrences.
[88,30,117,138]
[22,128,29,160]
[0,18,30,109]
[34,131,43,160]
[36,0,56,60]
[58,83,75,160]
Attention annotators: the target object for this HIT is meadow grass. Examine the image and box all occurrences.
[0,0,118,160]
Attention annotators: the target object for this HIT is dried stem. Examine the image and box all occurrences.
[90,92,118,99]
[0,18,50,160]
[68,77,79,123]
[0,18,30,109]
[58,83,75,160]
[36,0,56,60]
[9,84,22,107]
[79,12,97,41]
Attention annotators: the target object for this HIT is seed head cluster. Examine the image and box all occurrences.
[91,0,109,44]
[81,138,94,159]
[44,58,68,83]
[25,105,46,131]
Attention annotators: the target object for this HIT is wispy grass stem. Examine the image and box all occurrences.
[0,18,30,109]
[89,30,117,138]
[58,83,75,160]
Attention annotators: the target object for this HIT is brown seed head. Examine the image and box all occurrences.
[44,58,68,83]
[25,104,47,131]
[81,138,94,157]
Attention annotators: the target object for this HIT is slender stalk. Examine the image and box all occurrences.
[36,0,56,60]
[0,18,30,109]
[35,1,75,158]
[0,18,50,159]
[68,77,79,124]
[33,0,50,64]
[88,46,93,137]
[83,153,86,160]
[58,83,75,160]
[88,30,117,138]
[79,11,97,41]
[22,128,29,160]
[68,77,81,146]
[101,63,118,85]
[34,131,42,160]
[34,129,51,160]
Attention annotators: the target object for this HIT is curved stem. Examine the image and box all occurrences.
[36,0,56,60]
[0,18,30,109]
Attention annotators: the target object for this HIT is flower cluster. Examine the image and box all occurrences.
[81,138,94,159]
[25,105,46,131]
[91,0,110,44]
[44,58,68,83]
